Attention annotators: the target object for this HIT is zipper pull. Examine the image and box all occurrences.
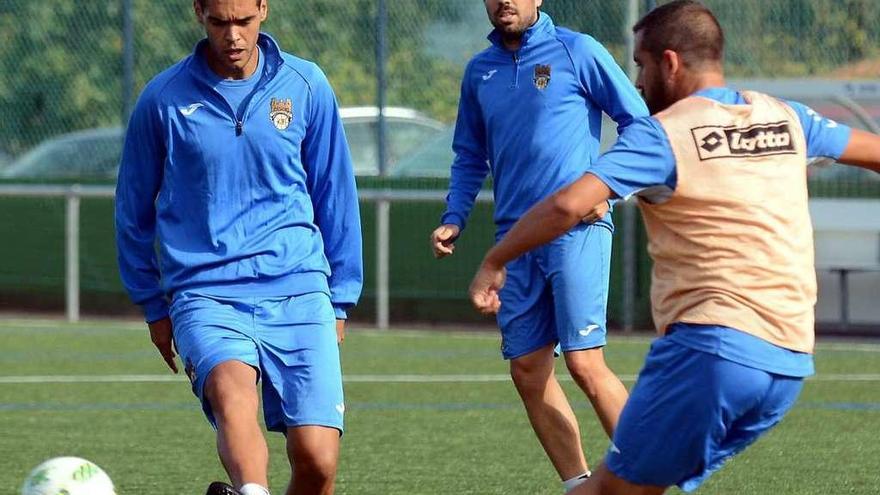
[236,120,243,136]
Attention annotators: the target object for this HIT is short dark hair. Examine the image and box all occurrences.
[196,0,262,8]
[633,0,724,69]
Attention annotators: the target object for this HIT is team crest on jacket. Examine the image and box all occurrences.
[270,98,293,130]
[534,64,551,90]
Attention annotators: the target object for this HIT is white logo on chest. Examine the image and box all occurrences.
[180,103,204,116]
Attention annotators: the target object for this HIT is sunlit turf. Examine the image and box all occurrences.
[1,319,879,494]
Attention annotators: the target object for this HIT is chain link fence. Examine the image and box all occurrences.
[4,0,877,155]
[1,0,879,325]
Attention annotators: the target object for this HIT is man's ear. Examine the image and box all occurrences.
[661,49,681,83]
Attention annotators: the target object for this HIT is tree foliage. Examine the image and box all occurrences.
[0,0,878,155]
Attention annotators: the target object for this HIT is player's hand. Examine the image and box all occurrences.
[148,317,178,374]
[336,319,346,345]
[582,200,610,224]
[469,259,506,315]
[431,224,461,259]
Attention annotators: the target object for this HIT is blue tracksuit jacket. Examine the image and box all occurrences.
[116,34,362,323]
[441,13,648,235]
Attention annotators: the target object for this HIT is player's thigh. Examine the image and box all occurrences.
[544,223,612,352]
[688,374,804,491]
[605,338,774,490]
[170,292,260,425]
[203,360,260,415]
[255,292,343,434]
[497,252,556,360]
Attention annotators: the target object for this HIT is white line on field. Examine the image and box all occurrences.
[1,373,880,385]
[3,320,879,351]
[815,342,880,353]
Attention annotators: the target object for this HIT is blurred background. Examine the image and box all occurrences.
[0,0,878,332]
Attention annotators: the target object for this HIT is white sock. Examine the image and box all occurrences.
[562,472,591,493]
[239,483,270,495]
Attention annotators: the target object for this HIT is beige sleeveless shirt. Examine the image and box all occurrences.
[644,91,815,353]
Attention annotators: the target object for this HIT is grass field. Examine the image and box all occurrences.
[1,319,879,494]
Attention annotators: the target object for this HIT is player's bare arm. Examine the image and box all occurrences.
[839,128,880,173]
[469,175,612,313]
[148,317,178,374]
[336,319,345,344]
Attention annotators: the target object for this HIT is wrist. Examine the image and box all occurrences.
[482,250,504,270]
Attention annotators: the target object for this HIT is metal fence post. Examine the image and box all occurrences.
[374,0,390,329]
[122,0,134,124]
[625,0,639,79]
[620,0,641,332]
[65,187,81,323]
[376,0,388,176]
[376,197,391,330]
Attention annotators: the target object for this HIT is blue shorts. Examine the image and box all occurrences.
[170,291,344,433]
[606,337,804,491]
[497,223,611,360]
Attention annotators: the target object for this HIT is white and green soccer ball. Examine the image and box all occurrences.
[21,457,116,495]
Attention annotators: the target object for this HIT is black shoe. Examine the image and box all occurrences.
[205,482,242,495]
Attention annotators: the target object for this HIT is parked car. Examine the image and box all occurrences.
[797,97,880,181]
[0,150,10,169]
[339,106,445,176]
[395,97,880,181]
[0,106,445,180]
[1,127,123,180]
[393,116,623,178]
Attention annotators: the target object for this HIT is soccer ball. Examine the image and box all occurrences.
[21,457,116,495]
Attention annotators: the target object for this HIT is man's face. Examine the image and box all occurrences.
[484,0,543,35]
[634,32,673,115]
[194,0,267,78]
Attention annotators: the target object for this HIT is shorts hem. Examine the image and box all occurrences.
[560,340,607,353]
[272,419,344,435]
[502,338,558,360]
[607,458,681,490]
[605,459,641,486]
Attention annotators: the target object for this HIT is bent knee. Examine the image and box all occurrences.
[509,354,555,389]
[565,351,615,390]
[291,449,338,482]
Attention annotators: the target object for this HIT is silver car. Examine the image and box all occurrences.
[1,106,446,180]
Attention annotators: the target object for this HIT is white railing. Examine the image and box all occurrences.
[359,189,495,328]
[0,185,505,328]
[0,184,114,322]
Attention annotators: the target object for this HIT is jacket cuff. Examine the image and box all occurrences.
[440,212,466,231]
[142,296,170,324]
[333,304,349,320]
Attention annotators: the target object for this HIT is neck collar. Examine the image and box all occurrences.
[189,32,282,82]
[487,12,554,51]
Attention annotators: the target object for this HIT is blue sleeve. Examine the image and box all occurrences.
[303,68,363,320]
[576,35,649,133]
[440,61,490,232]
[115,91,169,323]
[587,117,677,200]
[785,100,852,160]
